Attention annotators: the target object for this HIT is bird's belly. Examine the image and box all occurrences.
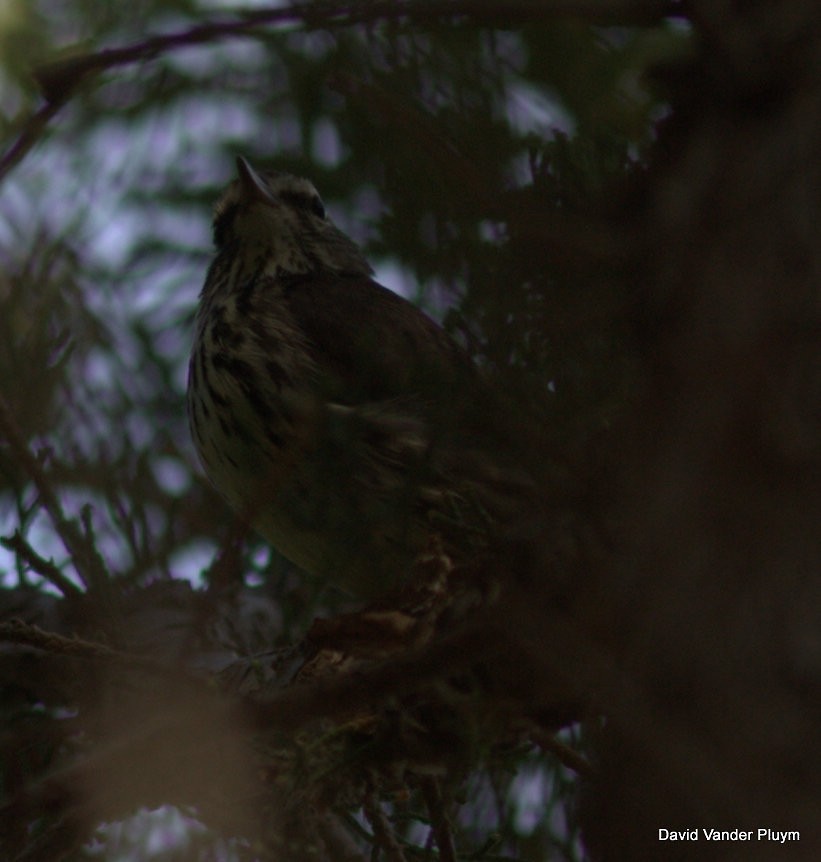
[189,378,420,595]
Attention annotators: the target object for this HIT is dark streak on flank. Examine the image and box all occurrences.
[266,359,293,391]
[218,414,233,438]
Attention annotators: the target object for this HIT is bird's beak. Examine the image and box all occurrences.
[236,156,276,205]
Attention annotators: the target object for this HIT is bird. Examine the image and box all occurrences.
[187,157,530,597]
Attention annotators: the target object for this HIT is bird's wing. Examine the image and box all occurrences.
[279,273,476,407]
[279,273,536,527]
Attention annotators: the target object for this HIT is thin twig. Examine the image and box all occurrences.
[0,618,119,658]
[0,618,211,684]
[203,515,250,593]
[0,394,110,591]
[529,724,594,777]
[0,530,82,598]
[0,99,66,185]
[316,812,370,862]
[363,788,408,862]
[420,777,457,862]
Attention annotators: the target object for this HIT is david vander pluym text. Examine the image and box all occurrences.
[659,828,799,843]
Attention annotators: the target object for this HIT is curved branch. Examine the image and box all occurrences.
[0,0,678,185]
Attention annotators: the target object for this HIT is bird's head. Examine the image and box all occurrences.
[211,157,373,278]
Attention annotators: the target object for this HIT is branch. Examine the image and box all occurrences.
[0,619,185,678]
[420,778,457,862]
[0,100,65,185]
[248,624,494,733]
[33,1,678,102]
[0,395,110,591]
[0,530,82,598]
[363,788,408,862]
[316,813,370,862]
[528,724,594,777]
[0,617,119,657]
[1,0,679,185]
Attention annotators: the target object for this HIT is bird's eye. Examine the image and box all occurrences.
[282,190,326,219]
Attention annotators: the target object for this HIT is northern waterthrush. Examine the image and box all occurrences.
[188,158,528,596]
